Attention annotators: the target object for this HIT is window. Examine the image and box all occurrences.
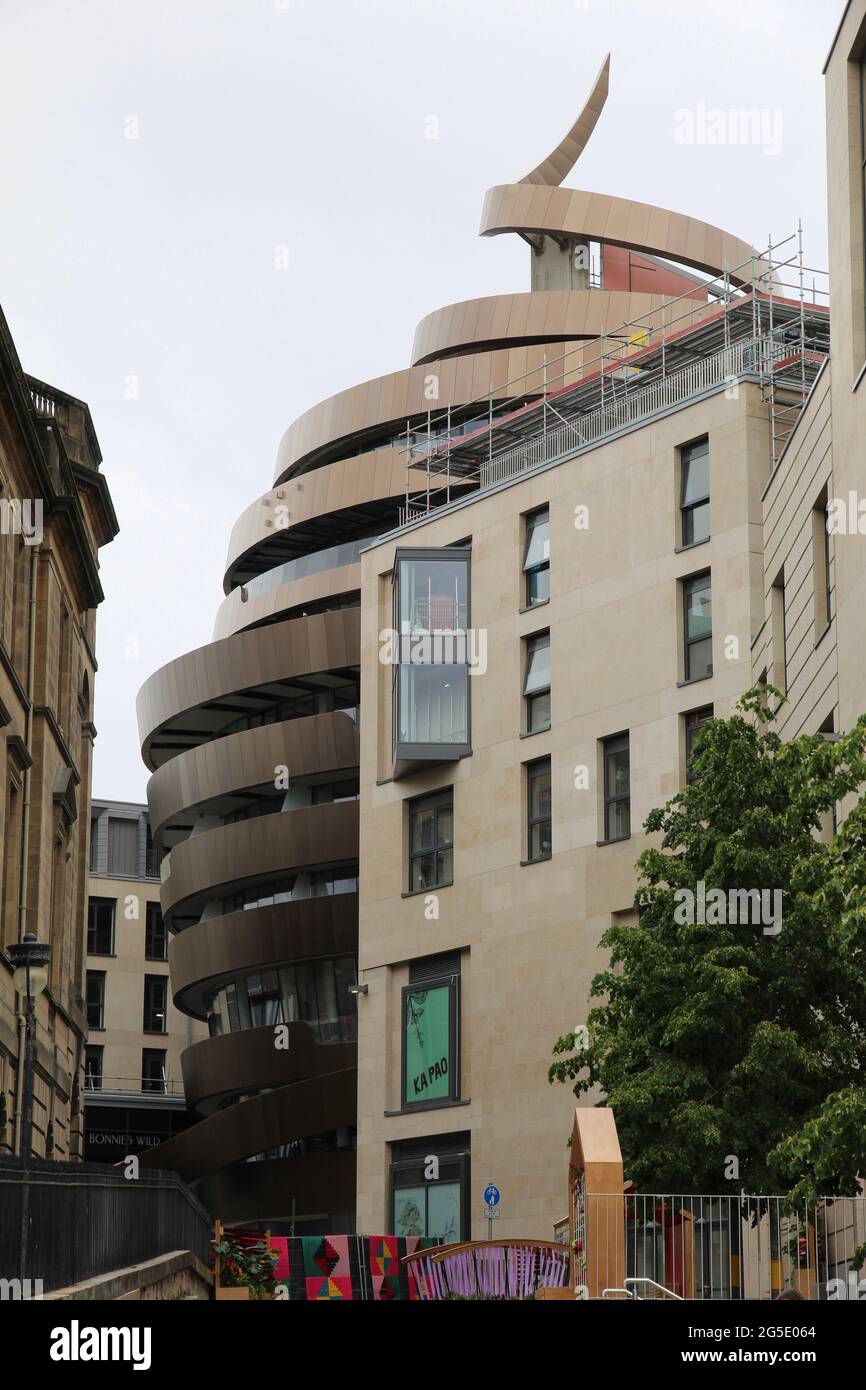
[84,1045,103,1090]
[87,898,115,955]
[89,815,100,873]
[402,955,460,1109]
[771,568,786,694]
[684,707,713,783]
[680,438,710,546]
[86,971,106,1030]
[143,974,168,1033]
[523,631,551,733]
[142,1048,167,1095]
[393,548,471,770]
[145,824,160,879]
[390,1133,470,1243]
[145,902,167,960]
[205,958,357,1044]
[526,757,552,861]
[523,507,550,607]
[603,734,630,841]
[683,573,713,681]
[812,489,832,635]
[408,789,453,892]
[107,816,137,876]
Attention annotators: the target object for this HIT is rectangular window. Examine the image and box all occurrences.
[771,568,787,694]
[87,897,115,955]
[526,757,552,862]
[393,548,471,769]
[523,630,551,733]
[145,901,167,960]
[89,815,100,873]
[142,1048,167,1094]
[680,438,710,546]
[812,490,832,636]
[143,974,168,1033]
[84,1045,103,1091]
[107,816,137,876]
[86,971,106,1030]
[683,572,713,681]
[145,824,160,879]
[390,1135,469,1243]
[408,789,453,892]
[684,706,713,783]
[402,964,460,1110]
[603,734,631,841]
[523,507,550,607]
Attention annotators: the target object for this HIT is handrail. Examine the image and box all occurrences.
[624,1276,683,1300]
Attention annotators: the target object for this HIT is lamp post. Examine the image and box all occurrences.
[7,932,51,1281]
[9,933,51,1160]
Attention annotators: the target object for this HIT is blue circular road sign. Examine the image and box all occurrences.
[483,1184,501,1208]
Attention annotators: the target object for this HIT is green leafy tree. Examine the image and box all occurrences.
[550,690,866,1198]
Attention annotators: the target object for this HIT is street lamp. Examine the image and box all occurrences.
[8,932,51,1160]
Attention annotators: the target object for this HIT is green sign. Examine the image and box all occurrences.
[404,983,451,1105]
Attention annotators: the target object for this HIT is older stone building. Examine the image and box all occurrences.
[0,304,117,1160]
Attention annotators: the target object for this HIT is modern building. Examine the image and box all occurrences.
[136,6,865,1240]
[135,53,722,1230]
[84,798,207,1161]
[0,305,117,1161]
[352,46,866,1240]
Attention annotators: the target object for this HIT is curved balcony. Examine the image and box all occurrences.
[181,1023,356,1114]
[169,894,358,1019]
[136,608,360,771]
[272,342,580,485]
[160,801,360,924]
[410,288,713,366]
[213,566,361,641]
[147,712,359,843]
[222,450,428,591]
[196,1150,355,1229]
[137,1067,357,1185]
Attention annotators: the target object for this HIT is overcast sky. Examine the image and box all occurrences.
[0,0,837,802]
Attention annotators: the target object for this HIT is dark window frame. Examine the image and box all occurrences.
[86,970,106,1031]
[602,733,631,842]
[526,756,552,863]
[87,897,116,956]
[683,571,713,682]
[679,437,710,547]
[143,973,168,1034]
[142,1047,167,1095]
[523,629,551,733]
[684,706,714,783]
[407,788,454,893]
[145,900,168,961]
[523,506,550,608]
[400,969,461,1112]
[389,1140,470,1243]
[84,1044,103,1091]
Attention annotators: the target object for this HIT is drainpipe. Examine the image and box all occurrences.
[13,543,40,1155]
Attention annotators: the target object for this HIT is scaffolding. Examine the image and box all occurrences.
[401,227,829,526]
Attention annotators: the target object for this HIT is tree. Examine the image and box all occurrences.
[550,690,866,1198]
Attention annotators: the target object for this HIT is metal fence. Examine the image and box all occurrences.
[574,1192,866,1301]
[0,1155,212,1294]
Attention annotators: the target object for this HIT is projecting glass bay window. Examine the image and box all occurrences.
[393,548,472,776]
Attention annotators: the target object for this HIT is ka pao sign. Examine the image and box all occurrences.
[404,983,452,1105]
